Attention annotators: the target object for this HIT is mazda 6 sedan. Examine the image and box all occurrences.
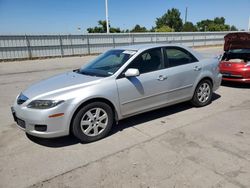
[11,44,222,142]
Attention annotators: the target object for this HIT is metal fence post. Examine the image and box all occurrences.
[69,35,74,55]
[180,33,182,45]
[86,34,90,55]
[25,35,32,59]
[112,34,115,48]
[204,33,207,46]
[131,33,134,44]
[59,35,63,57]
[192,34,195,47]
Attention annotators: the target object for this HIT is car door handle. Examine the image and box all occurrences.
[194,66,202,71]
[157,75,168,81]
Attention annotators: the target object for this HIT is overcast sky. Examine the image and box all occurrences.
[0,0,249,34]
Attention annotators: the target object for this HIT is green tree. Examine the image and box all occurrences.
[155,25,173,32]
[156,8,183,32]
[130,24,148,32]
[87,20,121,33]
[196,17,231,31]
[230,25,238,31]
[214,17,225,25]
[196,19,213,31]
[182,22,197,32]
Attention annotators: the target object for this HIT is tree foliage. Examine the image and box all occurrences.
[155,25,173,32]
[230,25,238,31]
[182,22,197,32]
[130,24,148,32]
[87,20,121,33]
[196,17,231,31]
[87,10,238,33]
[155,8,183,32]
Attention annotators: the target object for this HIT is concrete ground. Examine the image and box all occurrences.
[0,46,250,188]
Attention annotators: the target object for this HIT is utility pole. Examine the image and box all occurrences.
[105,0,110,33]
[184,7,188,24]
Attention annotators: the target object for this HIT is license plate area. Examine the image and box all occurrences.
[222,72,231,77]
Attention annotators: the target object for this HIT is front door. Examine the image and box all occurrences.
[116,48,169,117]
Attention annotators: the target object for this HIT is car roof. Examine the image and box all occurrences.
[115,43,203,60]
[116,43,183,51]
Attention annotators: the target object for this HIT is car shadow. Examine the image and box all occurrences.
[110,93,221,135]
[27,93,221,147]
[26,133,80,147]
[221,81,250,89]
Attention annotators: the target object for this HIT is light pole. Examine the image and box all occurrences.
[105,0,110,33]
[248,16,250,31]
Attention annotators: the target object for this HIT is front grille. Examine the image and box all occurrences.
[17,93,29,105]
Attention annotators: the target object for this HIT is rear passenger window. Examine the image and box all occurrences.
[166,48,197,67]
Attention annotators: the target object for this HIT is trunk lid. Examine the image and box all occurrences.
[224,32,250,51]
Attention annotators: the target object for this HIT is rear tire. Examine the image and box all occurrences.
[72,102,114,143]
[191,79,213,107]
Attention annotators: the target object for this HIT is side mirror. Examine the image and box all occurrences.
[124,68,140,77]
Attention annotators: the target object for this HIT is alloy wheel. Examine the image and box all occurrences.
[197,83,211,103]
[80,108,108,136]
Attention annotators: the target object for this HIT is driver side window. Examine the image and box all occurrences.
[127,48,163,74]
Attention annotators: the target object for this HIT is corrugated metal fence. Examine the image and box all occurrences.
[0,32,229,61]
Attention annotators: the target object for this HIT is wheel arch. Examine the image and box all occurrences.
[69,98,119,134]
[192,76,214,98]
[198,76,213,86]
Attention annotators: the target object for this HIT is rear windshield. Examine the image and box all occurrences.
[228,49,250,54]
[222,49,250,61]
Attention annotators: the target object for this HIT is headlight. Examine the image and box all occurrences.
[27,100,64,109]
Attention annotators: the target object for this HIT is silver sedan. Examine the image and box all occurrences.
[11,44,222,142]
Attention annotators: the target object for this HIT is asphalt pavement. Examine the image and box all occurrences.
[0,46,250,188]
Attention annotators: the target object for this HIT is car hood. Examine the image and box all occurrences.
[224,32,250,51]
[23,71,103,99]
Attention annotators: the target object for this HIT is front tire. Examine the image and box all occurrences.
[72,102,114,143]
[191,79,213,107]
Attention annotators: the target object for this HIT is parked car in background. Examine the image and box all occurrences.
[11,44,222,142]
[219,32,250,83]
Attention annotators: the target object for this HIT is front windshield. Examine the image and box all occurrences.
[78,49,136,77]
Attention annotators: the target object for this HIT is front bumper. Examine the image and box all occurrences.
[11,103,70,138]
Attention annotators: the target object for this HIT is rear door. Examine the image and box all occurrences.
[163,47,202,102]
